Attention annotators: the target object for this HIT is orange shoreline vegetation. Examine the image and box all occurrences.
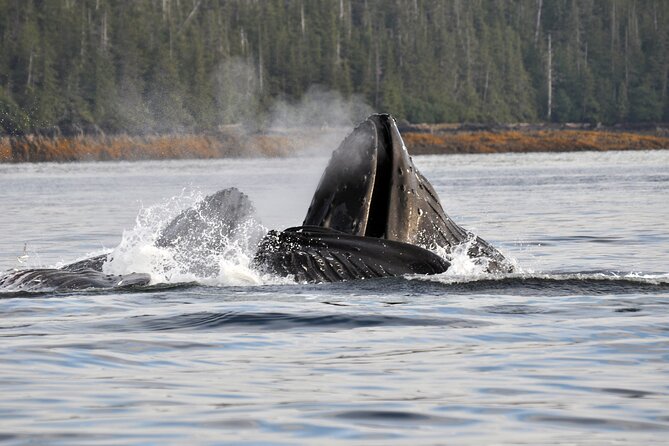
[403,130,669,155]
[0,132,297,163]
[1,128,668,163]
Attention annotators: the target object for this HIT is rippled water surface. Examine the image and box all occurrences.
[1,151,668,444]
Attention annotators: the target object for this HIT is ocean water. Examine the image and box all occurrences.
[0,150,668,445]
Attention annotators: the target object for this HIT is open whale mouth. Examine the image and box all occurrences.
[303,114,405,240]
[365,117,393,238]
[302,113,453,250]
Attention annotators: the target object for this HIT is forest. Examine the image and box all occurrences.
[1,0,668,136]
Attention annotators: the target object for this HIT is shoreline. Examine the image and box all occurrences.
[402,129,669,155]
[1,126,668,163]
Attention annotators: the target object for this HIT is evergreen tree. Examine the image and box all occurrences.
[0,0,667,135]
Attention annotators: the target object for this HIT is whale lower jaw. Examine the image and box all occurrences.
[254,226,449,283]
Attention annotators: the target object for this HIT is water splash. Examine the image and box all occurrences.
[428,236,520,280]
[415,241,669,287]
[102,189,286,286]
[423,236,668,286]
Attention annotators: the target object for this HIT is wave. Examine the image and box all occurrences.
[411,271,669,295]
[0,281,200,299]
[2,270,667,298]
[97,310,490,332]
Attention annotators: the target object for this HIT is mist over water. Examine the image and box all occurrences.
[265,86,374,154]
[1,150,668,444]
[112,53,375,161]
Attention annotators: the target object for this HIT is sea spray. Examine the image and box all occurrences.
[426,236,521,283]
[102,189,286,286]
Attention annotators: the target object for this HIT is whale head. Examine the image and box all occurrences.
[302,113,514,272]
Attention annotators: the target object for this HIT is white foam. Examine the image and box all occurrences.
[407,235,527,284]
[413,263,669,286]
[102,189,291,286]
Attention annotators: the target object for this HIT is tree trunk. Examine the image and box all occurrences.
[534,0,542,44]
[547,33,552,121]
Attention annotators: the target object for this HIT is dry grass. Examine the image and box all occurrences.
[0,137,10,161]
[1,128,668,163]
[404,130,669,155]
[0,131,299,163]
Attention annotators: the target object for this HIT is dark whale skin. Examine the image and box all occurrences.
[254,226,450,283]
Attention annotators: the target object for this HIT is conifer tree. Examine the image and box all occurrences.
[0,0,667,135]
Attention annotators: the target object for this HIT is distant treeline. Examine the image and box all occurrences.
[1,0,668,136]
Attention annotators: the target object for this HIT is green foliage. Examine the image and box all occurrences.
[0,90,30,134]
[0,0,667,135]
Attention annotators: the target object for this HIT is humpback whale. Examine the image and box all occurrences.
[253,114,512,281]
[0,114,513,291]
